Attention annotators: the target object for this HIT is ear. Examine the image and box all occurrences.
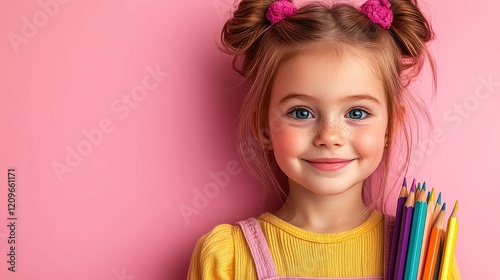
[260,127,273,150]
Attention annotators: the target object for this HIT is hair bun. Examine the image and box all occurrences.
[388,0,436,86]
[220,0,275,77]
[389,0,433,57]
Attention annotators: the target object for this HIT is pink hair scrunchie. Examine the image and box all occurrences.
[266,0,298,25]
[360,0,393,30]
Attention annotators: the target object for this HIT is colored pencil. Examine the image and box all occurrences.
[433,205,447,280]
[393,181,415,280]
[404,187,428,280]
[433,192,442,223]
[421,204,446,280]
[439,201,459,280]
[433,238,444,280]
[388,178,409,280]
[417,188,436,280]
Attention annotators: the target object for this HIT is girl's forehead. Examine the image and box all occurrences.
[271,50,386,105]
[277,46,383,85]
[281,42,383,76]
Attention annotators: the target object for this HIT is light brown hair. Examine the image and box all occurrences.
[220,0,436,215]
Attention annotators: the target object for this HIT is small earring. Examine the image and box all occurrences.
[385,143,389,148]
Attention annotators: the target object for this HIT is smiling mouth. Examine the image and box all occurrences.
[304,159,354,172]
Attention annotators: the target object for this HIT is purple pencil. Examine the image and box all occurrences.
[388,178,409,280]
[393,181,416,280]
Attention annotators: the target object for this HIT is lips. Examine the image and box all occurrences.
[304,158,354,171]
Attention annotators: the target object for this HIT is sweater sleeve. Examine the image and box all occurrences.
[187,224,235,280]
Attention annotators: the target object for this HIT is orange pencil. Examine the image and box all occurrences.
[421,204,446,280]
[417,188,436,279]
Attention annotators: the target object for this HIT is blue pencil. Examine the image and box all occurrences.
[404,187,428,279]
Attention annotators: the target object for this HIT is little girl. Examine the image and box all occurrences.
[188,0,460,279]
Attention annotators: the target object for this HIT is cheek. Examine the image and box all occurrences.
[271,128,300,153]
[268,112,295,152]
[352,126,386,157]
[270,123,310,160]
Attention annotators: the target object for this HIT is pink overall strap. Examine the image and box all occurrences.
[383,215,395,280]
[238,217,279,279]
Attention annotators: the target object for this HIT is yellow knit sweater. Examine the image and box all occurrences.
[187,211,461,279]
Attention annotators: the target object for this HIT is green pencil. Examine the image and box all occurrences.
[404,188,428,280]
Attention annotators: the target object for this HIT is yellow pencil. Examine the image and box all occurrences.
[439,200,459,280]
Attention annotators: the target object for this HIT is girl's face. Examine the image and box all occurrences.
[266,50,388,198]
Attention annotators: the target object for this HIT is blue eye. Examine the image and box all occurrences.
[289,108,313,119]
[346,108,369,119]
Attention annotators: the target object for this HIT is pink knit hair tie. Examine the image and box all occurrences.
[266,0,298,25]
[360,0,393,30]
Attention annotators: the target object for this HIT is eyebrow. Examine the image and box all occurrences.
[342,94,382,105]
[278,93,382,105]
[278,93,317,104]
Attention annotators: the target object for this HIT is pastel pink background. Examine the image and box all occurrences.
[0,0,498,279]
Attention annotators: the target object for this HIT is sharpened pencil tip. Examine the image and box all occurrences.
[437,192,442,204]
[403,177,407,187]
[417,182,421,191]
[454,200,458,211]
[422,182,426,191]
[442,203,446,211]
[429,188,435,202]
[410,178,416,192]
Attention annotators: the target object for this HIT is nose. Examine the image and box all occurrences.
[313,118,346,148]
